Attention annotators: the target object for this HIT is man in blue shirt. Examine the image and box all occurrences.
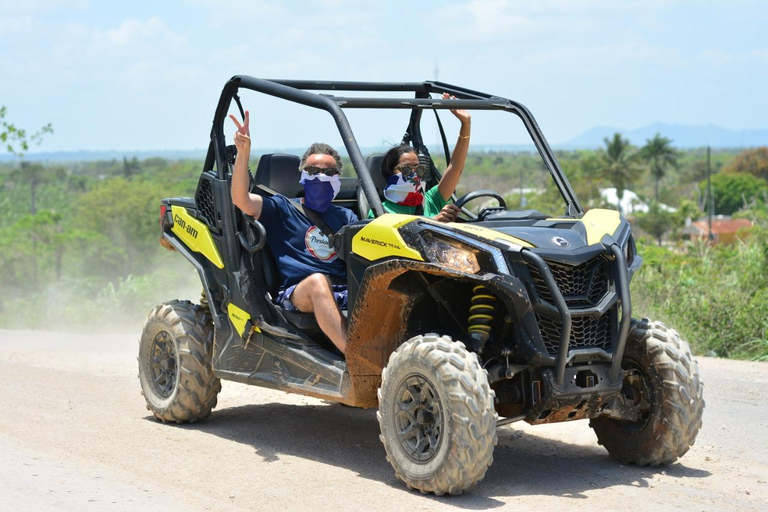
[230,111,357,354]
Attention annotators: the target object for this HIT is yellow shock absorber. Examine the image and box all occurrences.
[467,285,497,353]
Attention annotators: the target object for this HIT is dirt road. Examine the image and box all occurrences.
[0,329,766,512]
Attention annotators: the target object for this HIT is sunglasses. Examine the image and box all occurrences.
[303,165,340,176]
[395,163,430,179]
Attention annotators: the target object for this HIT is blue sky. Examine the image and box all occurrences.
[1,0,766,153]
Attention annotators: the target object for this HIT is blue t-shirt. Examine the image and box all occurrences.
[259,196,358,289]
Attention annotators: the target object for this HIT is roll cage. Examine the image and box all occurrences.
[203,75,582,216]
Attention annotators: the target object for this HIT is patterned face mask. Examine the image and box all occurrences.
[299,170,341,212]
[383,172,425,206]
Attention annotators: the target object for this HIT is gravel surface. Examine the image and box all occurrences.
[1,329,766,511]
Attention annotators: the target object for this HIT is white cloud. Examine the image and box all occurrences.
[751,49,768,62]
[437,0,537,43]
[698,49,735,66]
[0,15,36,36]
[0,0,87,15]
[210,44,252,65]
[434,0,690,44]
[186,0,287,28]
[697,48,768,67]
[94,17,184,50]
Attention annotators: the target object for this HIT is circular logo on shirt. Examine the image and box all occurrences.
[305,226,337,261]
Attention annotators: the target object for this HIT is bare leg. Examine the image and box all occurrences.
[290,273,347,354]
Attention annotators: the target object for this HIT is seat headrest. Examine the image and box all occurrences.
[364,154,389,194]
[254,153,303,198]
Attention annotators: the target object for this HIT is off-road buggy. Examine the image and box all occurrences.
[139,76,704,495]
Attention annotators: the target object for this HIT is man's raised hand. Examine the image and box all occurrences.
[229,110,251,151]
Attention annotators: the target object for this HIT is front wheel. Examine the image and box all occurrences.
[590,318,704,466]
[377,334,497,495]
[138,300,221,423]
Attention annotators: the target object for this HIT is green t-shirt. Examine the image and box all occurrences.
[368,186,449,218]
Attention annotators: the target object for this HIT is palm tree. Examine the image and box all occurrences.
[640,133,679,202]
[599,133,641,213]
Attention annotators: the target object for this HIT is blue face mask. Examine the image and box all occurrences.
[299,171,341,213]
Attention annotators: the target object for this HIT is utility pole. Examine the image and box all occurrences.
[706,146,714,241]
[433,63,440,147]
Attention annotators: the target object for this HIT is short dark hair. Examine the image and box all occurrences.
[381,143,416,180]
[300,142,343,172]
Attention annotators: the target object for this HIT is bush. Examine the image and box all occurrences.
[632,232,768,361]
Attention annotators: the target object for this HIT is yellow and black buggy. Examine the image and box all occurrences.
[139,77,704,495]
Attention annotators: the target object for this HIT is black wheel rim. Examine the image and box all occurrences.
[394,374,444,463]
[620,365,655,432]
[150,331,177,398]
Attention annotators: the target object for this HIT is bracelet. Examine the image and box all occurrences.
[459,133,470,139]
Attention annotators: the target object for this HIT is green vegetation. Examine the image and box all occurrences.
[632,230,768,360]
[639,133,680,202]
[0,140,203,330]
[704,173,768,215]
[0,109,765,358]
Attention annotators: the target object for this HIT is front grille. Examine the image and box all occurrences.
[526,255,615,355]
[528,257,608,308]
[195,178,216,227]
[536,312,614,354]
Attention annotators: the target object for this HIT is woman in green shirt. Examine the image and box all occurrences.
[376,94,471,223]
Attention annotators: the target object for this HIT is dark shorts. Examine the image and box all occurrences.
[276,284,349,312]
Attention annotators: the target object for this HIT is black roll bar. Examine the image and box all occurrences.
[204,75,584,218]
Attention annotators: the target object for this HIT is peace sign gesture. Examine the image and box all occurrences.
[229,110,251,152]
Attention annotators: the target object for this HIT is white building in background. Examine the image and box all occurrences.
[599,188,677,214]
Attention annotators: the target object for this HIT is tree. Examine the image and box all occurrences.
[1,107,55,291]
[599,133,643,213]
[1,106,54,214]
[640,133,679,202]
[636,202,675,245]
[552,151,605,210]
[0,106,53,156]
[72,177,167,277]
[122,156,141,177]
[723,147,768,181]
[703,173,768,216]
[673,199,702,226]
[10,162,66,215]
[0,210,66,290]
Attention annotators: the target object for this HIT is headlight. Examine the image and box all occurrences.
[423,234,481,274]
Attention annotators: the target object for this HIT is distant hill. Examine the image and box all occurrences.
[564,123,768,149]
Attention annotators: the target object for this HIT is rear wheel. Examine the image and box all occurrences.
[590,318,704,465]
[138,300,221,423]
[377,334,497,495]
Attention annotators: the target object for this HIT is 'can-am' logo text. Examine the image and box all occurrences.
[174,214,199,238]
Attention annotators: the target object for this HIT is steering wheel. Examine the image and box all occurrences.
[453,190,507,221]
